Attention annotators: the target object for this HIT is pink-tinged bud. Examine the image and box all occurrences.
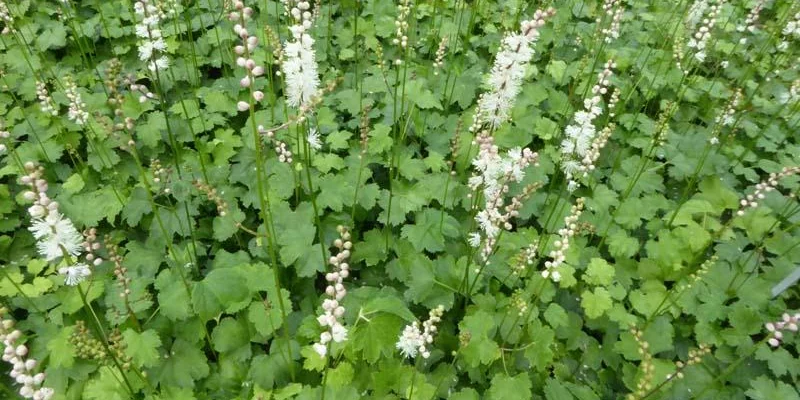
[23,191,36,201]
[236,57,246,67]
[139,95,147,103]
[234,45,245,55]
[237,101,250,112]
[245,59,256,70]
[252,66,265,76]
[768,338,780,347]
[766,322,775,331]
[228,12,239,21]
[253,91,264,101]
[243,7,253,17]
[247,36,258,47]
[240,76,251,88]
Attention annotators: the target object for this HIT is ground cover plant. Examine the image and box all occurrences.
[0,0,799,398]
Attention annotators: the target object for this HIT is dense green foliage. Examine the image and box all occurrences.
[0,0,799,399]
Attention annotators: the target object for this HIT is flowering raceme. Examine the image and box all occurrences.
[21,163,90,286]
[474,9,555,129]
[281,1,319,108]
[134,0,169,72]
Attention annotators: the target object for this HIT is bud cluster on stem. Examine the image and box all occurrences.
[313,226,352,357]
[736,166,800,216]
[542,198,584,282]
[64,76,89,125]
[561,59,616,191]
[599,0,624,43]
[0,308,54,400]
[736,0,765,43]
[765,313,800,347]
[35,81,58,116]
[686,0,724,62]
[230,0,265,112]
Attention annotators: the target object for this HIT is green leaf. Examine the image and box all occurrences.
[83,366,131,400]
[122,187,153,226]
[745,376,800,400]
[459,310,500,367]
[154,340,210,388]
[544,303,569,329]
[211,317,251,359]
[63,173,85,194]
[192,267,252,321]
[400,208,459,252]
[584,258,615,286]
[155,269,192,321]
[351,313,406,363]
[487,373,532,400]
[581,288,613,319]
[123,329,162,368]
[46,325,76,368]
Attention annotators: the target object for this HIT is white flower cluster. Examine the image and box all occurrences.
[780,79,800,105]
[736,166,800,216]
[468,130,539,260]
[778,11,800,51]
[313,226,352,357]
[736,0,765,43]
[35,81,57,116]
[433,37,447,75]
[21,163,92,286]
[281,0,319,108]
[0,120,9,155]
[511,242,538,276]
[0,308,54,400]
[230,1,266,112]
[396,305,444,359]
[542,197,584,282]
[765,312,800,347]
[134,0,169,72]
[686,0,709,29]
[473,9,556,129]
[130,82,156,104]
[307,128,322,150]
[599,0,624,44]
[0,0,13,35]
[64,76,88,125]
[561,60,615,192]
[392,0,411,65]
[714,88,742,127]
[686,0,723,62]
[577,123,615,180]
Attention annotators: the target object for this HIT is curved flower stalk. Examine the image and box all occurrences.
[313,226,352,357]
[281,0,319,108]
[736,166,800,216]
[0,308,54,400]
[134,0,169,72]
[396,305,444,359]
[21,163,90,286]
[765,312,800,347]
[560,59,616,192]
[471,9,556,130]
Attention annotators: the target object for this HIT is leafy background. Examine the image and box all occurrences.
[0,0,799,399]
